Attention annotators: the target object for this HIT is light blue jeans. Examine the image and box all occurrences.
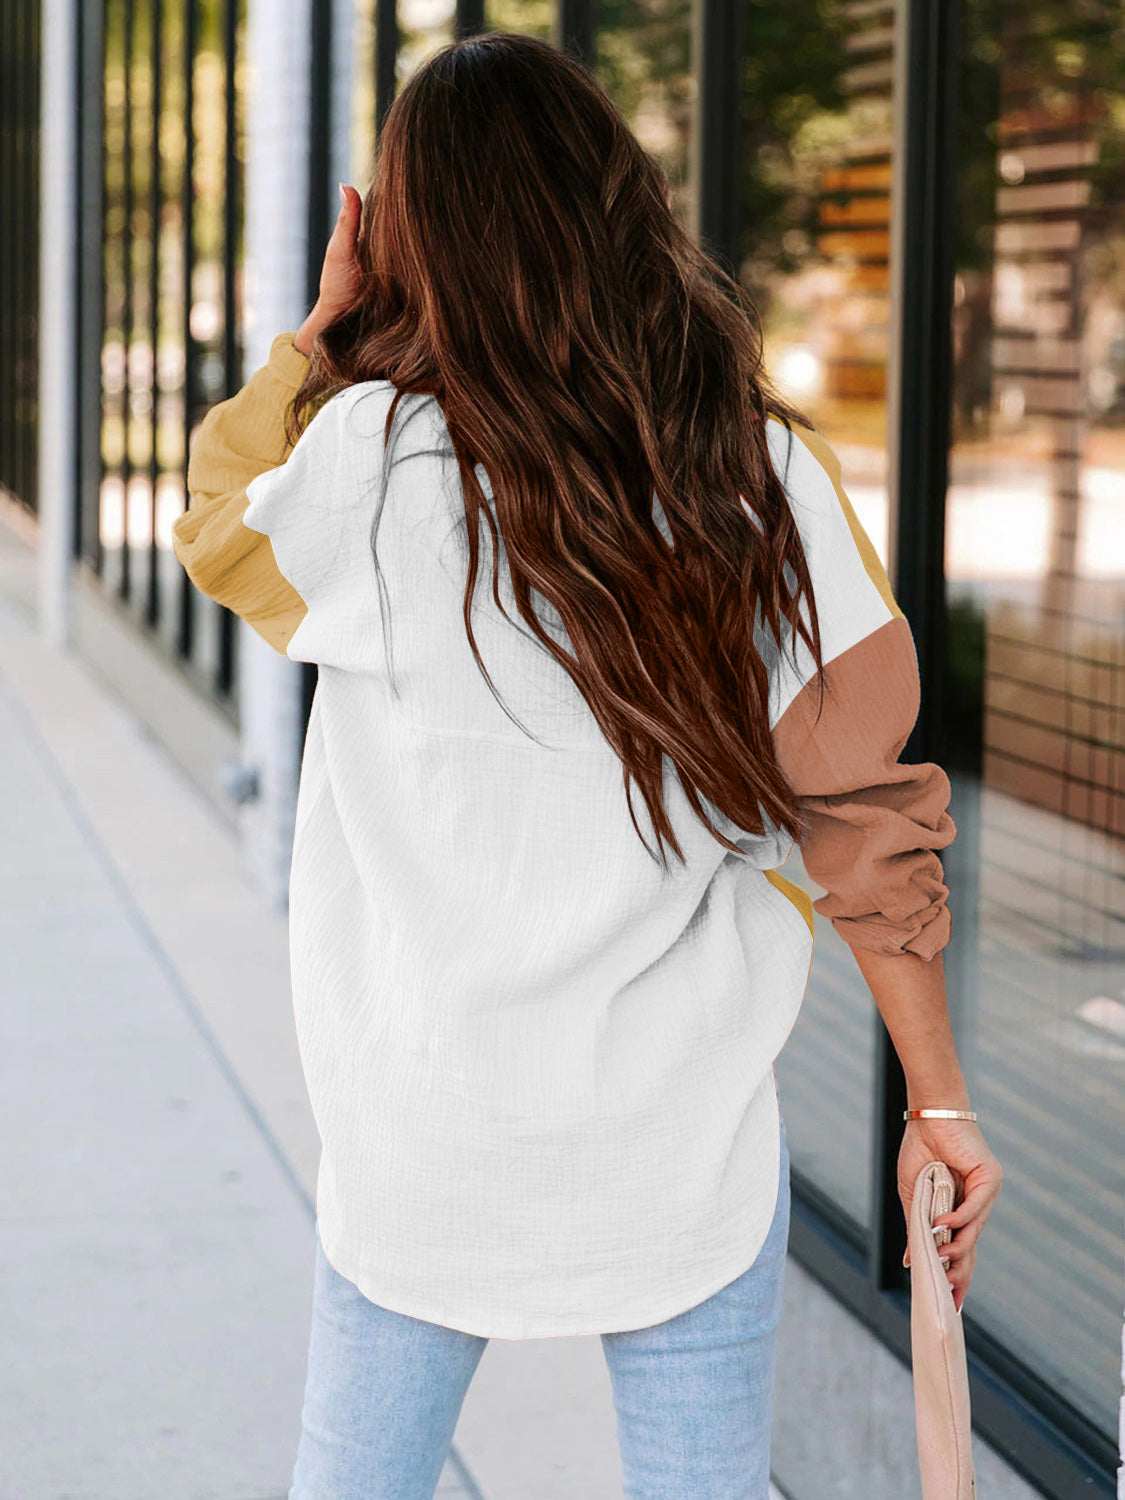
[289,1111,790,1500]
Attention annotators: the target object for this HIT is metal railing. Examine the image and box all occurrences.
[0,0,41,516]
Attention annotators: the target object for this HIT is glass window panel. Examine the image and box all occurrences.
[398,0,457,79]
[942,0,1125,1441]
[594,2,693,222]
[754,0,898,1237]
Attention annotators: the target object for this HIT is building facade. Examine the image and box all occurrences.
[3,0,1122,1494]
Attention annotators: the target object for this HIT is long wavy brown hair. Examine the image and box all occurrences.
[288,30,825,871]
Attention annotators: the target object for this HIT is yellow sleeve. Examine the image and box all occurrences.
[172,331,312,656]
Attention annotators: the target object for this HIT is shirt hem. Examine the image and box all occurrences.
[313,1124,784,1341]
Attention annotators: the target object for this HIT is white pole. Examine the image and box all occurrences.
[37,0,79,648]
[238,0,315,909]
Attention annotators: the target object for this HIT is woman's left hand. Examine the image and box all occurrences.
[898,1116,1003,1314]
[295,183,365,356]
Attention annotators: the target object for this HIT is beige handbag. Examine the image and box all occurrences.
[908,1159,977,1499]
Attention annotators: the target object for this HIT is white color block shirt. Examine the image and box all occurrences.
[172,332,955,1339]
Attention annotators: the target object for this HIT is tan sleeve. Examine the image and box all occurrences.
[765,420,955,960]
[172,331,312,656]
[773,615,956,960]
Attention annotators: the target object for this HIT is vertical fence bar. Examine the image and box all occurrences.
[177,0,197,658]
[554,0,595,65]
[7,0,44,515]
[13,0,26,503]
[216,0,239,696]
[32,0,43,511]
[305,0,333,314]
[888,0,958,726]
[690,0,744,282]
[454,0,484,40]
[119,0,134,601]
[15,0,26,507]
[76,0,105,571]
[373,0,396,140]
[1,3,8,497]
[222,0,238,392]
[146,0,162,627]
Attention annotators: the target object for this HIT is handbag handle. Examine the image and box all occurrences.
[908,1159,977,1500]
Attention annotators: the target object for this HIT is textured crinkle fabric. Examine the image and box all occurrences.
[172,332,955,1339]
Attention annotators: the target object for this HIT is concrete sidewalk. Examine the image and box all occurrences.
[2,509,762,1500]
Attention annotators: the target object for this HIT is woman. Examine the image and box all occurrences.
[173,31,1002,1500]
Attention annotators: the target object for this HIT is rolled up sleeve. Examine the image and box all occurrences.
[772,614,955,961]
[764,419,956,962]
[172,331,312,656]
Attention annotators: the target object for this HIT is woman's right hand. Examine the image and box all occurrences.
[294,183,366,356]
[898,1116,1003,1314]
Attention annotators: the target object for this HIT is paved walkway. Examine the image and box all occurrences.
[1,510,792,1500]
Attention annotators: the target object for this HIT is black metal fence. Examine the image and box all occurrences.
[72,0,247,709]
[0,0,40,515]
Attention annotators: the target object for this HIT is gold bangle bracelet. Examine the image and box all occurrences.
[902,1107,977,1122]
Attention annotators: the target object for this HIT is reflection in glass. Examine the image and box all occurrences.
[594,1,692,226]
[942,0,1124,1440]
[753,2,896,1238]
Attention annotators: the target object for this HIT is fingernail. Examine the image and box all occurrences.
[931,1224,947,1236]
[338,182,346,205]
[903,1250,909,1267]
